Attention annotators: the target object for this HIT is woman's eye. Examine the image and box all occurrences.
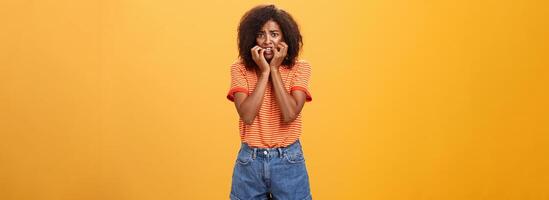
[271,33,278,37]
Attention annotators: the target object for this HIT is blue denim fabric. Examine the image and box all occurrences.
[230,140,312,200]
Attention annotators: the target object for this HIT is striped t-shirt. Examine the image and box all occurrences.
[227,60,312,148]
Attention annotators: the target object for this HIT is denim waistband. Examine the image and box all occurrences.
[241,140,302,159]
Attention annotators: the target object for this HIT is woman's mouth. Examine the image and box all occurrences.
[264,47,273,54]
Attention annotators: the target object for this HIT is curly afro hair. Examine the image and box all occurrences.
[238,4,303,71]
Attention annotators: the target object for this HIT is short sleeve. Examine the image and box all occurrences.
[290,61,312,102]
[226,63,249,102]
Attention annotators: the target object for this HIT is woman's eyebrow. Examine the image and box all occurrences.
[269,30,280,33]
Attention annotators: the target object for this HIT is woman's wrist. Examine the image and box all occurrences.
[259,70,270,77]
[269,70,279,77]
[270,66,280,73]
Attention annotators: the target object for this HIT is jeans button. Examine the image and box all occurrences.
[264,151,268,155]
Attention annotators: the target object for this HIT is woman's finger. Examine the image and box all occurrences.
[273,45,279,54]
[250,46,256,55]
[278,44,286,56]
[282,44,288,55]
[251,46,260,58]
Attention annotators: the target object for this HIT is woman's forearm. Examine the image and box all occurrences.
[235,72,270,125]
[270,69,299,123]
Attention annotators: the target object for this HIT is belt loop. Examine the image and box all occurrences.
[277,148,283,158]
[252,148,257,160]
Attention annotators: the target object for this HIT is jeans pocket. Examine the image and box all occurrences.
[284,150,305,164]
[236,149,252,165]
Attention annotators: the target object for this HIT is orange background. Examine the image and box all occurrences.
[1,0,548,199]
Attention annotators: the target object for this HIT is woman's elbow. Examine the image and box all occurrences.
[243,119,254,125]
[282,113,298,123]
[282,118,294,124]
[237,109,255,125]
[241,115,255,125]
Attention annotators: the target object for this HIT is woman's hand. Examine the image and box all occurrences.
[251,46,270,74]
[269,42,288,71]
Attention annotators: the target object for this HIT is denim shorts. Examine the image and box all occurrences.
[230,140,312,200]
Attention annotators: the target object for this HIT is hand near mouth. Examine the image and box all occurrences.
[251,45,270,75]
[269,42,288,71]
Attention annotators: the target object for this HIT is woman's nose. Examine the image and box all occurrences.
[264,35,273,44]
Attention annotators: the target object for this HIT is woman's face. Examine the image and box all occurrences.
[256,20,284,61]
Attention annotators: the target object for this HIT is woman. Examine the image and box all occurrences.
[226,4,313,200]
